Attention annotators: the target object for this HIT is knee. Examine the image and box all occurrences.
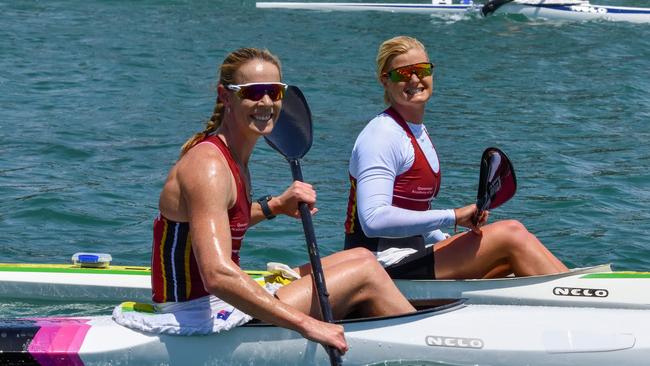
[346,247,377,262]
[501,219,528,234]
[496,220,531,248]
[347,248,386,277]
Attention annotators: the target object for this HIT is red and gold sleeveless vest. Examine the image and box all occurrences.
[151,135,251,303]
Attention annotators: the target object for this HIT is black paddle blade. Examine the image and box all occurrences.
[264,85,313,160]
[476,147,517,212]
[262,85,342,366]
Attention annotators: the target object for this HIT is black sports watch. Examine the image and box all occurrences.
[256,195,276,220]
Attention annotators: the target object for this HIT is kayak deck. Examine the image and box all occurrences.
[1,300,650,365]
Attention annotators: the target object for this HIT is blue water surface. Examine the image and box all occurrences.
[1,0,649,316]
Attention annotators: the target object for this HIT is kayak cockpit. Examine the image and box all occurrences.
[244,298,466,327]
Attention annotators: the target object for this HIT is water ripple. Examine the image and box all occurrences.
[1,0,649,316]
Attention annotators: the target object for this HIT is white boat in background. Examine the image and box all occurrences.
[497,0,650,23]
[1,259,649,309]
[255,0,480,14]
[255,0,650,23]
[256,0,476,14]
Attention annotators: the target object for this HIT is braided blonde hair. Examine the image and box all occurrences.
[180,48,282,156]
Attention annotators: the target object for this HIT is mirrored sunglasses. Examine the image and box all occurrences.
[226,82,288,101]
[383,62,434,82]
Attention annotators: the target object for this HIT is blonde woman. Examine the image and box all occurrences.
[344,36,568,280]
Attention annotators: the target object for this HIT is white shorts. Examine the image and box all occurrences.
[113,282,283,336]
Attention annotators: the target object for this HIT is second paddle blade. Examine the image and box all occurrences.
[476,147,517,212]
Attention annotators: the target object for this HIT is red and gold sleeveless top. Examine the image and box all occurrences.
[151,135,251,303]
[344,107,441,248]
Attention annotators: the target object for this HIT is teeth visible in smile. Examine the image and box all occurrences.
[406,87,424,96]
[253,113,272,121]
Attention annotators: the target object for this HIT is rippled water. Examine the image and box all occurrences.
[1,0,649,316]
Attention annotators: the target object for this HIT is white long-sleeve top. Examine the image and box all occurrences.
[348,113,455,244]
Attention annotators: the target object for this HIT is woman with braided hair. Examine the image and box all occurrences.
[113,47,415,354]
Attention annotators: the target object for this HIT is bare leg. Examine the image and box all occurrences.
[434,219,568,279]
[293,246,372,278]
[277,247,416,319]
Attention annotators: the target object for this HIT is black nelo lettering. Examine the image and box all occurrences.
[553,287,609,298]
[425,336,484,349]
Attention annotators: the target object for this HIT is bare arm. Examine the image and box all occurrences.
[177,147,341,349]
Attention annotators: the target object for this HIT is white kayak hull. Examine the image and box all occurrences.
[3,300,650,365]
[499,3,650,23]
[2,262,650,309]
[255,1,650,23]
[398,264,650,309]
[0,263,153,302]
[256,2,476,14]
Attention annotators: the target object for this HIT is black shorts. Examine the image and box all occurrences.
[385,245,435,280]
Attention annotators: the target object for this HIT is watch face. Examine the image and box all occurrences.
[257,195,270,203]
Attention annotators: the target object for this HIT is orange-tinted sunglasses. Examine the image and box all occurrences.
[383,62,434,82]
